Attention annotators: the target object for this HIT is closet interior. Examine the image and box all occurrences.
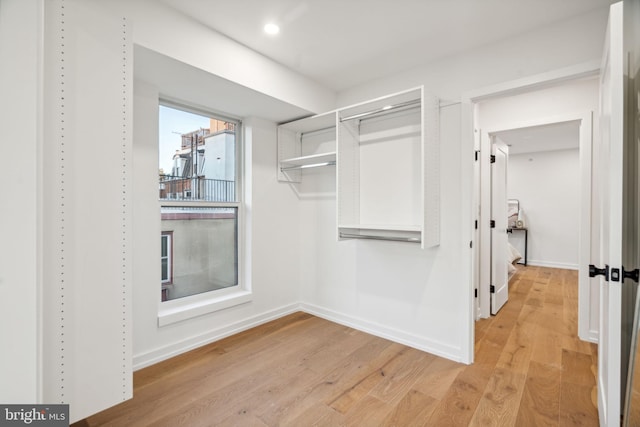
[278,86,440,248]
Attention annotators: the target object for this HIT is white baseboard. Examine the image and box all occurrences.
[584,329,599,344]
[299,303,464,364]
[132,303,300,370]
[524,259,579,270]
[134,302,467,371]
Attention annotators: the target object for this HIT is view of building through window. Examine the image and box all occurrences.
[159,105,237,202]
[159,105,239,302]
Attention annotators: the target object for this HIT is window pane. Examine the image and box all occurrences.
[161,235,168,257]
[161,206,238,301]
[161,258,169,281]
[159,105,236,202]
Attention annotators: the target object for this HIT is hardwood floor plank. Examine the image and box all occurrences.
[559,381,599,426]
[379,389,439,427]
[531,325,564,369]
[368,347,435,404]
[469,367,527,427]
[426,364,494,426]
[562,349,596,387]
[280,404,345,427]
[259,340,402,425]
[343,395,393,426]
[412,356,465,400]
[496,306,538,374]
[515,361,561,426]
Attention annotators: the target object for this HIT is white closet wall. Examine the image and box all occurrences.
[41,1,133,422]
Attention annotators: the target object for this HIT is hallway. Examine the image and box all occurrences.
[470,266,598,425]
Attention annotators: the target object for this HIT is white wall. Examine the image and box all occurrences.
[507,148,581,269]
[0,0,42,403]
[337,7,608,106]
[298,104,465,360]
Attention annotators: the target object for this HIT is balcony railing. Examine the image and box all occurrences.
[159,175,236,202]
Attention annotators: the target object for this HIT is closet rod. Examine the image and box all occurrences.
[281,161,336,172]
[339,232,421,243]
[339,99,421,122]
[300,125,336,138]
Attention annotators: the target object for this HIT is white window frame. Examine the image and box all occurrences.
[157,100,250,327]
[160,231,172,284]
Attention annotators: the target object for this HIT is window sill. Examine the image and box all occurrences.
[158,288,252,327]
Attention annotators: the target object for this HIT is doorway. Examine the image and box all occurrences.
[463,70,600,364]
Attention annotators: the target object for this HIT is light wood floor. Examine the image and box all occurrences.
[73,266,598,426]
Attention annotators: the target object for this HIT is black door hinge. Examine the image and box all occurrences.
[490,220,496,228]
[490,155,496,163]
[623,267,640,283]
[490,285,495,293]
[470,240,473,248]
[475,289,478,298]
[589,264,609,281]
[596,265,639,283]
[475,220,478,230]
[475,150,479,161]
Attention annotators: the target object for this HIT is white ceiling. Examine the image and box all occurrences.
[160,0,614,92]
[493,120,581,155]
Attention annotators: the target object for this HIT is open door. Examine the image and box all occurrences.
[491,140,509,314]
[596,2,640,425]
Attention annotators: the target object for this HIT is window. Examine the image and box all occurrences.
[161,231,173,302]
[159,104,241,303]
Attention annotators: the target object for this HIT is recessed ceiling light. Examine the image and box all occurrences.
[264,23,280,35]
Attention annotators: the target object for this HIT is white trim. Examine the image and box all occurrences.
[141,301,470,370]
[521,260,580,270]
[586,329,599,344]
[465,60,600,103]
[460,101,475,364]
[136,302,300,370]
[485,113,589,135]
[158,289,252,327]
[299,303,466,364]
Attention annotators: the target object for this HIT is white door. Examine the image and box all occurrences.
[491,141,509,314]
[598,2,632,425]
[473,127,481,319]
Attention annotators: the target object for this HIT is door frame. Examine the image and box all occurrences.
[460,61,599,363]
[478,114,593,325]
